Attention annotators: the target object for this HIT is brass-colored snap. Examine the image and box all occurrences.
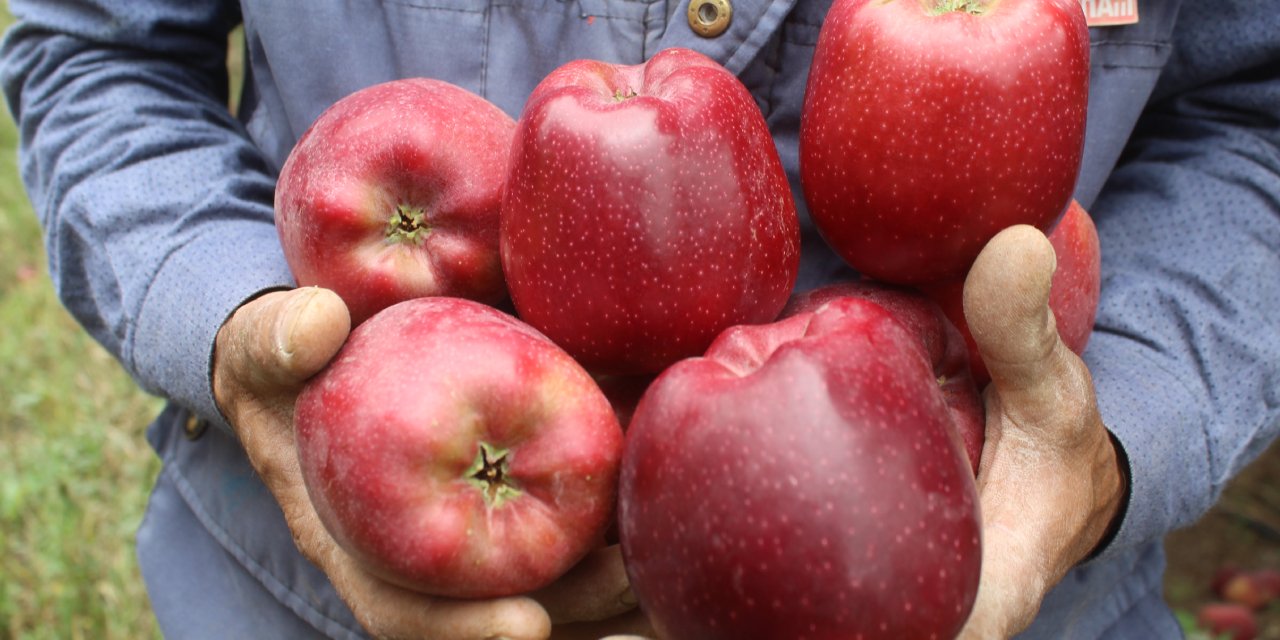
[183,414,208,441]
[688,0,732,38]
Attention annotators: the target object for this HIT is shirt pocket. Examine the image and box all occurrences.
[373,0,491,93]
[359,0,657,115]
[735,1,827,193]
[1077,0,1182,207]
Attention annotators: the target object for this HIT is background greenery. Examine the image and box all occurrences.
[0,6,242,638]
[0,3,1275,640]
[0,12,164,639]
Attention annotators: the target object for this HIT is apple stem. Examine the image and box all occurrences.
[386,204,431,245]
[465,442,522,508]
[927,0,989,15]
[613,88,638,102]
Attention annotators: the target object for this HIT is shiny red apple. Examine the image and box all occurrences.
[800,0,1090,284]
[502,47,800,374]
[619,297,981,640]
[294,297,624,598]
[783,280,985,474]
[276,79,515,325]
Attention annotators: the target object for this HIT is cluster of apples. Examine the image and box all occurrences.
[1195,567,1280,640]
[272,0,1101,637]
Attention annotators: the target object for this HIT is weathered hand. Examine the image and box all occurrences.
[956,226,1127,639]
[534,543,645,627]
[211,287,551,640]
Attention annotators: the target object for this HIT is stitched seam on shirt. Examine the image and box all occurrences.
[759,36,782,120]
[495,4,647,23]
[1092,40,1170,50]
[1097,62,1168,70]
[379,1,485,14]
[480,4,491,99]
[724,1,795,75]
[1090,40,1172,70]
[161,463,366,639]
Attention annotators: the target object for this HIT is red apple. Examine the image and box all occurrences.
[276,79,515,326]
[619,297,981,640]
[923,200,1101,385]
[1197,603,1259,640]
[502,47,800,374]
[294,297,624,598]
[1254,569,1280,603]
[783,280,985,474]
[1046,200,1104,355]
[1213,566,1244,599]
[1222,569,1280,610]
[800,0,1089,285]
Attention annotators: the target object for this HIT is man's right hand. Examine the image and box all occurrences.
[211,287,554,640]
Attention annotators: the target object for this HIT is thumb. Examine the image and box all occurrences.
[963,225,1084,434]
[215,287,351,404]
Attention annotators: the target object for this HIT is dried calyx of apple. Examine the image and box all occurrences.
[386,203,430,245]
[925,0,994,16]
[465,441,521,507]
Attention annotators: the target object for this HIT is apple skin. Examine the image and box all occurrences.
[276,79,515,326]
[923,200,1102,386]
[1221,569,1280,610]
[800,0,1089,285]
[1196,603,1259,640]
[782,280,985,475]
[619,297,981,640]
[502,47,800,375]
[294,297,624,598]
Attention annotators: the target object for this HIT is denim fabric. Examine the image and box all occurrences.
[3,1,1279,638]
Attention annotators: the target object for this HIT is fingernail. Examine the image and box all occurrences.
[619,587,638,607]
[276,287,320,357]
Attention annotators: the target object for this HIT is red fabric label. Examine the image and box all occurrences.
[1081,0,1139,26]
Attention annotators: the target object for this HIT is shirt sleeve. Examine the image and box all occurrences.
[0,1,294,432]
[1086,1,1280,559]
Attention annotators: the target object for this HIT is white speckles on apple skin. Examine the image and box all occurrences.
[276,79,515,325]
[619,298,980,640]
[799,0,1089,285]
[294,297,624,599]
[502,48,800,375]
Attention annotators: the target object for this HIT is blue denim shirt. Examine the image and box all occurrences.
[4,1,1279,638]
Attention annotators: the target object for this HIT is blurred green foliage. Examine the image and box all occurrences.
[0,6,213,638]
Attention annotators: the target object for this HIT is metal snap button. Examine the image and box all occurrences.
[184,414,208,440]
[688,0,732,38]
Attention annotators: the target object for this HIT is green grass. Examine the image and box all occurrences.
[0,9,249,636]
[0,126,164,637]
[0,7,185,639]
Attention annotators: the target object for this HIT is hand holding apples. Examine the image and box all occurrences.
[923,200,1102,386]
[954,227,1126,639]
[212,288,551,639]
[293,296,625,600]
[211,289,635,639]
